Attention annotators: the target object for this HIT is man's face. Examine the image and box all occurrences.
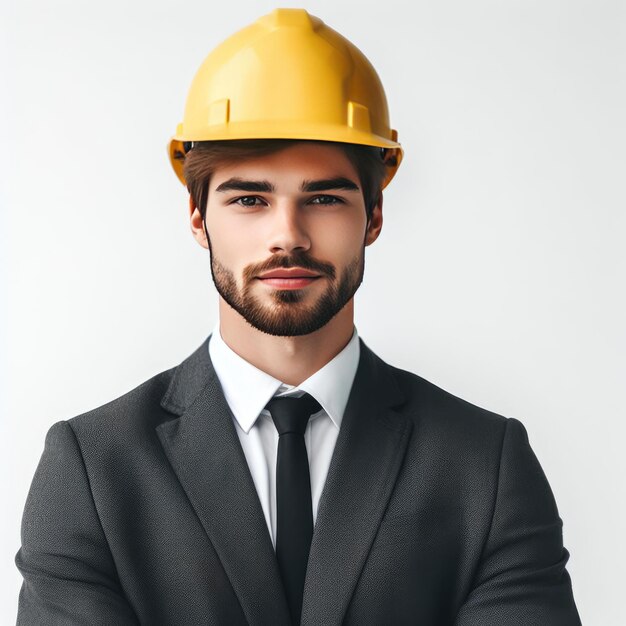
[195,142,382,336]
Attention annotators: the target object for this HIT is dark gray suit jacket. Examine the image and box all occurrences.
[16,335,581,625]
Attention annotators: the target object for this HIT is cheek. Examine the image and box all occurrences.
[205,216,265,276]
[205,214,242,252]
[312,216,365,260]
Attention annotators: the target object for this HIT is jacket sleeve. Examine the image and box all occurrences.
[15,420,139,625]
[454,417,582,626]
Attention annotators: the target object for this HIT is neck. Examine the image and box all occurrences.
[217,298,356,386]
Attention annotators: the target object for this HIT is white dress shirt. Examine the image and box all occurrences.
[208,322,360,550]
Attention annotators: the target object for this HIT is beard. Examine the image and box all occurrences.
[204,225,365,337]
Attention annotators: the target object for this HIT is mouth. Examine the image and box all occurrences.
[256,276,322,290]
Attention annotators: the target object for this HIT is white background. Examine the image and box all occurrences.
[2,0,624,623]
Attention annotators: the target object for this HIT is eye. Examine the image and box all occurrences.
[231,196,265,207]
[309,195,344,205]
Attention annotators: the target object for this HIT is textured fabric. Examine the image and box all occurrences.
[266,393,322,625]
[209,323,359,547]
[15,334,582,625]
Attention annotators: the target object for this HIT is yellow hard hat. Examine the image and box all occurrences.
[168,8,403,189]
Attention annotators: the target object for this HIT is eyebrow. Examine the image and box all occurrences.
[215,178,275,193]
[300,177,360,193]
[214,176,360,194]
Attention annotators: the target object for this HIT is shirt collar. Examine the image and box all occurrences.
[208,322,360,434]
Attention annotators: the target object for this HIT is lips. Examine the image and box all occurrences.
[258,268,321,279]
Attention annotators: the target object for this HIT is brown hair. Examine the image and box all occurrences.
[182,139,388,223]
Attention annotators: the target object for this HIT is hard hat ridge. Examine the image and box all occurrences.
[258,6,321,29]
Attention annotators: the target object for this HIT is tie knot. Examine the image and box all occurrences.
[265,392,322,436]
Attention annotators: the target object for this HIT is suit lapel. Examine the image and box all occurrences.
[155,336,291,626]
[301,339,412,626]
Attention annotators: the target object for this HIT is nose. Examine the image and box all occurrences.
[266,201,311,254]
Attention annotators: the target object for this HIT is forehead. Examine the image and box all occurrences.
[207,142,360,191]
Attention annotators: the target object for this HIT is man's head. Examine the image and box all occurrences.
[186,140,386,336]
[170,8,402,338]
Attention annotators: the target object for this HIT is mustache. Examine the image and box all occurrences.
[244,250,336,281]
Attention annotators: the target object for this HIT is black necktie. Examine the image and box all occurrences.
[265,392,322,626]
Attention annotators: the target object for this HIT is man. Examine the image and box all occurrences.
[15,8,581,625]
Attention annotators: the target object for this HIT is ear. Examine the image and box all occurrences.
[189,195,209,249]
[364,192,383,247]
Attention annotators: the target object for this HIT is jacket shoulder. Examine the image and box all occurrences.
[383,360,512,449]
[394,364,506,419]
[66,365,176,440]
